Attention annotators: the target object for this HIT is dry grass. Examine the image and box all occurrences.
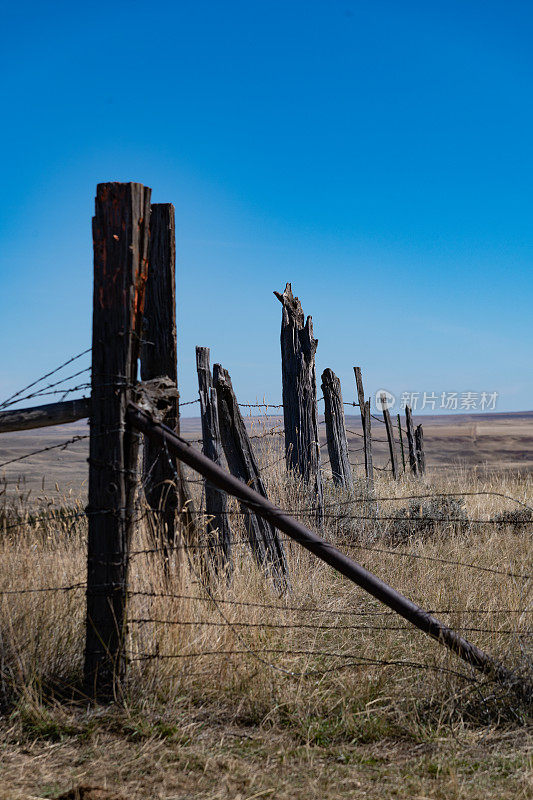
[0,428,532,798]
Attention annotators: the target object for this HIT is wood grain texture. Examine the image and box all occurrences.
[363,400,374,491]
[140,203,197,548]
[353,367,373,486]
[274,283,323,521]
[85,182,151,700]
[415,423,426,475]
[405,405,418,476]
[380,394,399,480]
[0,398,90,433]
[353,367,365,417]
[213,363,288,587]
[196,347,232,570]
[321,368,353,490]
[397,413,406,472]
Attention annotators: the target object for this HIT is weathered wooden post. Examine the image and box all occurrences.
[321,369,353,490]
[380,393,399,480]
[85,182,151,700]
[140,204,182,546]
[274,284,323,522]
[397,413,406,472]
[213,364,288,587]
[196,347,232,570]
[415,423,426,476]
[363,400,374,491]
[353,367,365,419]
[353,367,374,489]
[404,405,418,476]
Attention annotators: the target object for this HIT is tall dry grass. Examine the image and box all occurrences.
[0,423,531,737]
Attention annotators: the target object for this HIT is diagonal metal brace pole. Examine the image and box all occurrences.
[127,402,531,701]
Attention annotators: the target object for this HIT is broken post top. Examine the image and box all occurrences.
[321,368,340,391]
[274,282,317,358]
[213,363,233,390]
[196,346,211,374]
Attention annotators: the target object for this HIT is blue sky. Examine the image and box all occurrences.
[1,0,532,415]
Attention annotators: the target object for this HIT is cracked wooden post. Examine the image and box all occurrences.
[274,283,323,522]
[321,369,353,490]
[380,393,399,480]
[397,413,406,472]
[141,204,186,549]
[85,182,151,700]
[196,347,233,571]
[415,424,426,476]
[213,363,289,588]
[353,367,365,420]
[353,367,373,488]
[363,400,374,492]
[404,405,418,476]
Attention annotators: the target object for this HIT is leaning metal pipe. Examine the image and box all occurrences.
[127,402,528,697]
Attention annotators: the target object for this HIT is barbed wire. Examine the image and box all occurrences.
[0,348,91,410]
[3,366,93,409]
[0,433,90,469]
[127,647,479,682]
[7,384,92,401]
[129,617,527,635]
[320,490,533,512]
[127,529,532,579]
[0,582,86,596]
[127,590,533,617]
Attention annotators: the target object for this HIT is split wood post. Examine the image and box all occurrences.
[213,363,289,588]
[85,182,151,700]
[363,400,374,492]
[140,203,196,549]
[353,367,365,420]
[321,368,353,490]
[380,393,399,480]
[404,405,418,476]
[274,283,323,522]
[397,414,406,472]
[196,347,232,570]
[353,367,373,488]
[415,424,426,476]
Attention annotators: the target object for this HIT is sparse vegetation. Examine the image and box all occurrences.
[0,427,531,798]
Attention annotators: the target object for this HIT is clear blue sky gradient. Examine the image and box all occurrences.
[1,0,532,414]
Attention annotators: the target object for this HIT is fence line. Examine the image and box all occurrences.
[1,181,530,706]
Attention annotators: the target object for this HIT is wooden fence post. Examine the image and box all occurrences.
[380,393,399,480]
[415,424,426,476]
[353,367,374,488]
[363,400,374,492]
[140,203,181,547]
[404,405,418,476]
[274,283,323,521]
[321,369,353,490]
[85,182,151,700]
[397,413,406,472]
[213,363,289,587]
[353,367,365,419]
[196,347,232,570]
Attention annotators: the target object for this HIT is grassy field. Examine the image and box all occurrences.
[0,416,532,799]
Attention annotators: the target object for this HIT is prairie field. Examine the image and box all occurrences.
[0,413,531,799]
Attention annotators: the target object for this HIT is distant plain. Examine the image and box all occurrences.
[1,410,531,503]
